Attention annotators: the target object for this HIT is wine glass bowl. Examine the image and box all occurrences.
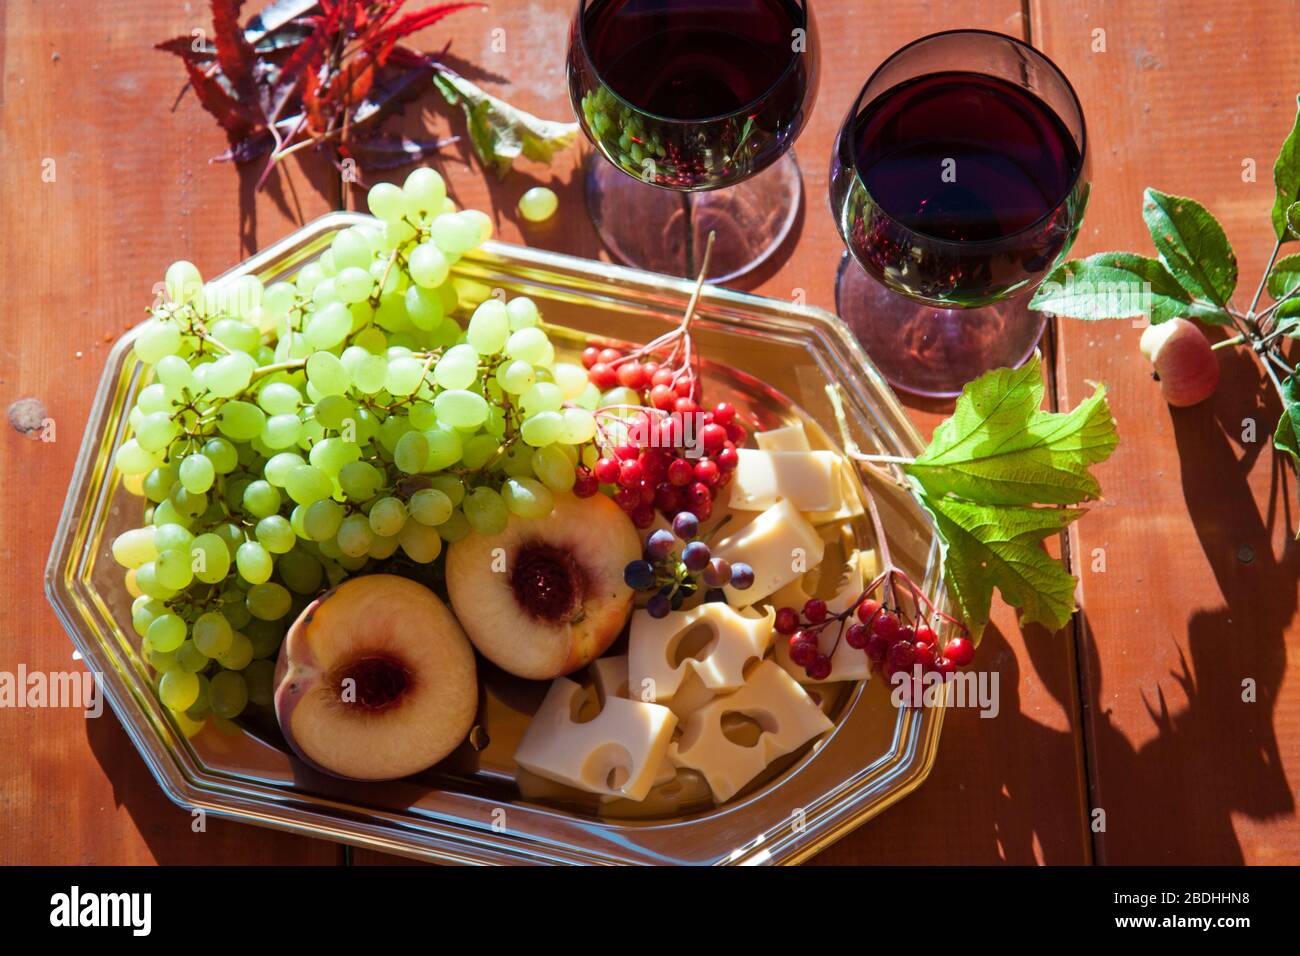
[567,0,819,280]
[830,30,1089,396]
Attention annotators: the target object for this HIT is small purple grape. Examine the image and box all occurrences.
[682,540,711,572]
[623,560,656,591]
[671,511,700,540]
[645,529,675,561]
[729,562,755,590]
[646,592,671,618]
[702,557,732,588]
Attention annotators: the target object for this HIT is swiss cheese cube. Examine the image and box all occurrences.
[714,498,825,604]
[628,602,775,702]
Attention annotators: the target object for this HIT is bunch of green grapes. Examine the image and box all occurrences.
[579,86,672,183]
[111,167,603,737]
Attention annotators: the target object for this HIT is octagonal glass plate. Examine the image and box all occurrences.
[46,212,948,865]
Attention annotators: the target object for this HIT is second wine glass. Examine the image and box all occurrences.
[567,0,819,282]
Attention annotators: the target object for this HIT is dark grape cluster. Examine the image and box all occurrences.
[623,512,753,618]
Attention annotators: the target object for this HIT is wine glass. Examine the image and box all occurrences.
[830,30,1089,397]
[567,0,819,282]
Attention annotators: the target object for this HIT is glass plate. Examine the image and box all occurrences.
[45,212,948,865]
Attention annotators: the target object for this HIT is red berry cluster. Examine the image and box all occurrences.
[582,346,747,527]
[774,591,974,686]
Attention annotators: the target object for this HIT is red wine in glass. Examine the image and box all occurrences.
[830,31,1089,396]
[568,0,818,279]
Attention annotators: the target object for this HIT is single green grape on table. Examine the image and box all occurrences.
[112,167,599,738]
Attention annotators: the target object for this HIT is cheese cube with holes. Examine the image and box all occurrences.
[714,497,826,604]
[670,660,835,802]
[513,674,676,801]
[588,655,678,787]
[628,602,775,702]
[728,449,844,514]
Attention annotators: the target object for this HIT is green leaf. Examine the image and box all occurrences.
[917,494,1085,637]
[1268,253,1300,299]
[1029,252,1210,323]
[1272,95,1300,242]
[904,355,1119,506]
[1274,376,1300,470]
[433,71,579,178]
[1142,188,1238,308]
[1288,202,1300,239]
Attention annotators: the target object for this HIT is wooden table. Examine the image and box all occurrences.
[2,0,1296,865]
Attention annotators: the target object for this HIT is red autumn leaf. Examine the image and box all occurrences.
[155,35,209,61]
[180,56,259,141]
[211,0,261,108]
[372,2,481,58]
[273,13,332,104]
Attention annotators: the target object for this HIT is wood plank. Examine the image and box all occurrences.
[0,0,337,864]
[1031,0,1300,863]
[349,0,1092,866]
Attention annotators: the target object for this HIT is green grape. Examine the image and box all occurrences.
[374,292,412,332]
[314,393,355,430]
[131,596,164,637]
[112,527,157,569]
[135,319,183,363]
[247,583,291,621]
[204,352,256,398]
[134,411,178,453]
[408,401,439,431]
[368,181,408,222]
[212,522,244,559]
[377,412,413,452]
[429,474,465,506]
[304,498,345,541]
[460,208,493,244]
[467,299,510,354]
[394,430,429,474]
[210,670,249,719]
[518,187,558,223]
[532,444,577,492]
[245,619,283,660]
[148,613,187,653]
[501,443,535,479]
[398,521,442,563]
[305,349,351,396]
[505,326,550,364]
[177,454,214,494]
[256,381,301,416]
[552,363,589,400]
[408,487,453,526]
[521,411,564,447]
[559,407,597,444]
[201,437,238,474]
[193,611,234,657]
[156,548,195,590]
[217,401,266,441]
[461,433,499,469]
[236,541,274,585]
[405,284,445,330]
[134,562,177,600]
[255,515,296,554]
[331,228,372,271]
[438,508,472,542]
[211,319,261,354]
[430,316,463,348]
[142,464,178,503]
[285,465,332,505]
[336,552,368,572]
[296,261,325,295]
[190,532,231,584]
[520,382,563,415]
[262,281,296,318]
[176,640,209,674]
[278,548,324,594]
[244,659,276,708]
[434,389,489,428]
[239,480,278,519]
[385,356,425,396]
[404,167,447,216]
[463,486,508,535]
[409,242,450,288]
[497,358,536,394]
[336,514,374,557]
[338,460,383,500]
[502,477,554,518]
[165,260,202,305]
[367,532,400,559]
[381,218,418,253]
[261,413,302,449]
[265,451,306,486]
[136,383,171,413]
[155,354,195,396]
[335,266,374,303]
[426,426,465,470]
[168,484,208,519]
[115,439,160,475]
[308,436,359,477]
[159,670,201,711]
[368,497,407,537]
[430,213,480,256]
[433,344,478,389]
[150,498,193,530]
[217,631,255,670]
[506,296,541,330]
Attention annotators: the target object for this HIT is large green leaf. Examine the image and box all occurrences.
[1030,252,1225,324]
[1268,253,1300,299]
[1272,96,1300,242]
[1274,376,1300,470]
[904,355,1119,506]
[433,72,578,178]
[918,494,1084,637]
[1142,188,1238,307]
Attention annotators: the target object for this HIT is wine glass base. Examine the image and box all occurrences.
[584,151,802,283]
[835,254,1047,399]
